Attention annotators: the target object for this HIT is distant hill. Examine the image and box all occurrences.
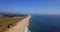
[0,12,28,17]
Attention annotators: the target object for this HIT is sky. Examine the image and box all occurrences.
[0,0,60,14]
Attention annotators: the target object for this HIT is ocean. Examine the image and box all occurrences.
[29,15,60,32]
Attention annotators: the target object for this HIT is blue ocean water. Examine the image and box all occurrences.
[29,15,60,32]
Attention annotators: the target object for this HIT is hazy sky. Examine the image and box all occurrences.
[0,0,60,14]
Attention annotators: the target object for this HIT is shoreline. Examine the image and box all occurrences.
[5,15,31,32]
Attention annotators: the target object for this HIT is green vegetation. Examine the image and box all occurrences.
[0,15,24,32]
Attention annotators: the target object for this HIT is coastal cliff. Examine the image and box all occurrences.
[5,15,31,32]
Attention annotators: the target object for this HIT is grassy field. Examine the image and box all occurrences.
[0,15,24,32]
